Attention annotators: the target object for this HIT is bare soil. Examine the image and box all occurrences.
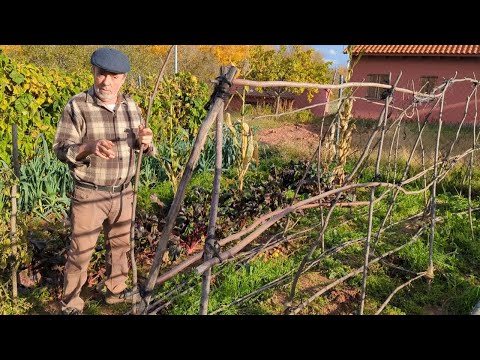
[268,272,360,315]
[257,124,320,149]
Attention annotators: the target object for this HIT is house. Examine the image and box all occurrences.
[227,82,330,117]
[349,45,480,124]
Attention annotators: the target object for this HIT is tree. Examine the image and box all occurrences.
[3,45,96,73]
[247,45,332,114]
[0,45,222,85]
[198,45,252,75]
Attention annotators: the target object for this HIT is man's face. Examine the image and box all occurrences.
[93,66,127,103]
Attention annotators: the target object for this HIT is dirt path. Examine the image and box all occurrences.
[257,124,321,149]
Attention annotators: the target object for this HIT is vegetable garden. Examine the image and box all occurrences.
[1,49,480,315]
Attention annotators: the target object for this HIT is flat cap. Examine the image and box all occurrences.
[90,47,130,74]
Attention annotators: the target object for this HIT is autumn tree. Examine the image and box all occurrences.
[0,45,222,85]
[247,45,332,114]
[198,45,252,75]
[3,45,97,73]
[113,46,220,85]
[0,46,22,55]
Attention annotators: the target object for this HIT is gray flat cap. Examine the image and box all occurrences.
[91,47,130,74]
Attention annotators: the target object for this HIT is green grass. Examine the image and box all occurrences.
[164,254,298,315]
[84,300,103,315]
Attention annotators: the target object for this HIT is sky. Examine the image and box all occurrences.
[311,45,348,68]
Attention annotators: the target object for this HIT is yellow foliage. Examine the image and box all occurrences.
[0,45,22,54]
[198,45,251,66]
[146,46,170,56]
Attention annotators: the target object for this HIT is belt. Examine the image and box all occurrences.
[75,182,129,193]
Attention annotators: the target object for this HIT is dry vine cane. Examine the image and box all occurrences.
[130,45,174,315]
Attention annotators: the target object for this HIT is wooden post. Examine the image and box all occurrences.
[10,123,20,299]
[199,99,224,315]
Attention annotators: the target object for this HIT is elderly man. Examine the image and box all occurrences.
[53,47,154,315]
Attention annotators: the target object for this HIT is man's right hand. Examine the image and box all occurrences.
[74,139,117,161]
[86,139,116,159]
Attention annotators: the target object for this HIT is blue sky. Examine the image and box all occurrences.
[311,45,348,67]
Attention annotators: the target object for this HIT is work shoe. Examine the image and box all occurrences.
[105,288,140,305]
[472,301,480,315]
[62,307,83,315]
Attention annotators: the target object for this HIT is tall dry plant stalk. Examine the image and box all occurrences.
[225,113,258,192]
[226,86,259,192]
[323,46,360,185]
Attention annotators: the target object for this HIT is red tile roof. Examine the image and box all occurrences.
[350,45,480,56]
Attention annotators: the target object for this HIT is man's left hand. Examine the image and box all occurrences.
[139,124,153,150]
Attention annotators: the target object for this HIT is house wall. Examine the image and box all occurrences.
[294,89,330,117]
[350,56,480,124]
[227,86,329,118]
[228,93,278,112]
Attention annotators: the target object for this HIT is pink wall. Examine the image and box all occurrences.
[294,89,330,117]
[350,56,480,124]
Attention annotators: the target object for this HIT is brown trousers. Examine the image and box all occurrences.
[61,183,133,312]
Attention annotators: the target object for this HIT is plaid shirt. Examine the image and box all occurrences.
[53,86,153,187]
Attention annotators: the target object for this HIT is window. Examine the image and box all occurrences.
[419,76,438,94]
[366,74,390,99]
